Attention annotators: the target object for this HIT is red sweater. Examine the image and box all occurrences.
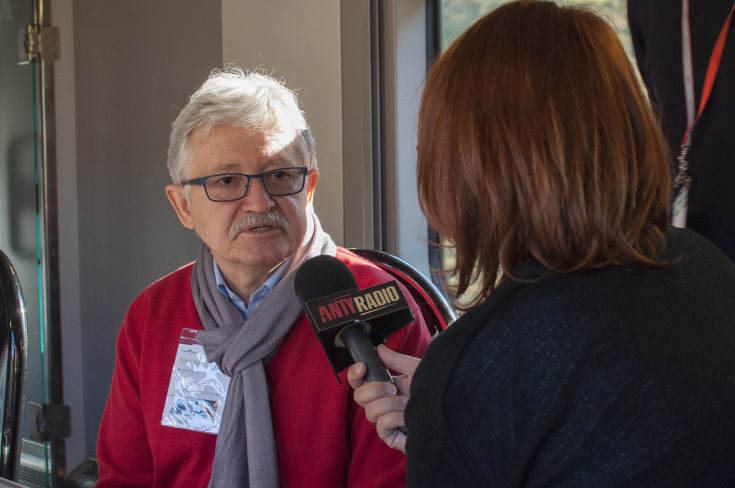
[96,248,431,488]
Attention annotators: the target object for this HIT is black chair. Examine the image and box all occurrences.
[0,250,28,481]
[349,249,456,337]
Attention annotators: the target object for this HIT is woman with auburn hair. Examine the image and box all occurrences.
[348,1,735,486]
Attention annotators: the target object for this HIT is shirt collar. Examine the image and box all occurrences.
[213,256,290,318]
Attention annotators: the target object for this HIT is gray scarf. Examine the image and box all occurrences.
[192,210,336,488]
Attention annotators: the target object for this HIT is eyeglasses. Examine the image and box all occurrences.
[181,167,309,202]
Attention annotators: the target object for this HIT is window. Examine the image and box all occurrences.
[441,0,635,62]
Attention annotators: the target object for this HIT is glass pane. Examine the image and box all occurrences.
[441,0,635,63]
[0,0,54,485]
[439,0,640,99]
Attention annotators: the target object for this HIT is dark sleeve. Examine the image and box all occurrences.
[627,0,645,72]
[625,0,685,156]
[627,0,658,105]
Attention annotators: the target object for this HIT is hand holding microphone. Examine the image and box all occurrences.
[294,254,417,441]
[294,255,415,383]
[347,344,420,453]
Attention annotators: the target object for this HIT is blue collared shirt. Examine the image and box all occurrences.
[213,257,289,319]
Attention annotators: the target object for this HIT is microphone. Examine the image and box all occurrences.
[294,254,415,384]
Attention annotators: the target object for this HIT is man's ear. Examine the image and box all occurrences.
[306,170,319,204]
[165,185,195,229]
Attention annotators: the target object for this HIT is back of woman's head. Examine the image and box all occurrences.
[417,0,671,307]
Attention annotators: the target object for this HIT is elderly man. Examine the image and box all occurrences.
[96,67,431,488]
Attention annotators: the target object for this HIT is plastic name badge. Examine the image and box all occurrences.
[161,328,230,434]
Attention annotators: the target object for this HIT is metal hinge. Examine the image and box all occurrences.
[30,402,71,442]
[18,25,60,63]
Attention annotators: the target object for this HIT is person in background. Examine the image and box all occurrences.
[628,0,735,261]
[96,67,431,488]
[348,1,735,486]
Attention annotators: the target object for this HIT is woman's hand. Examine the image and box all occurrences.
[347,344,421,453]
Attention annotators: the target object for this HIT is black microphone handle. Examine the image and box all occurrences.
[340,322,394,383]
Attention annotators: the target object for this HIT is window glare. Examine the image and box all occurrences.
[441,0,635,65]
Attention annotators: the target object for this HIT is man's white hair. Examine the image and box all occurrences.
[167,66,317,186]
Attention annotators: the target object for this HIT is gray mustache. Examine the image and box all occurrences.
[230,211,290,241]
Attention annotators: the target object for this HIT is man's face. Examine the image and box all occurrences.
[166,125,318,285]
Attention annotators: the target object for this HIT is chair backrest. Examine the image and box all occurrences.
[349,248,456,337]
[0,250,28,481]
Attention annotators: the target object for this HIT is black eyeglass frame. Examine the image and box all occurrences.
[181,166,309,202]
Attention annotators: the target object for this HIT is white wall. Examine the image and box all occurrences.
[222,0,345,245]
[221,0,429,276]
[54,0,223,468]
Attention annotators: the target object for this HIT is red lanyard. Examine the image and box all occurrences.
[680,0,735,147]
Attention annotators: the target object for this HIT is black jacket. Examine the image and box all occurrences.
[407,228,735,487]
[628,0,735,262]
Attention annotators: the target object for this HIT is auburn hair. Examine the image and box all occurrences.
[417,0,671,309]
